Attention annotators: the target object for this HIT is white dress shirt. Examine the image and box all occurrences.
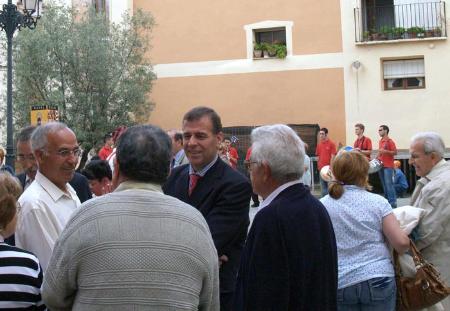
[258,180,301,212]
[16,171,80,271]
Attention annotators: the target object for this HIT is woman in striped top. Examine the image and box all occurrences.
[0,172,45,310]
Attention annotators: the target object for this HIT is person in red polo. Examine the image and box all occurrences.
[98,133,113,160]
[377,124,397,208]
[316,127,337,197]
[353,123,372,160]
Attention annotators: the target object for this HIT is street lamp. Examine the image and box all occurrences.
[0,0,40,168]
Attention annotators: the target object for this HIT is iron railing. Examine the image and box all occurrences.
[354,1,446,42]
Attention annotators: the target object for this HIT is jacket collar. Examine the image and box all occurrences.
[114,180,162,193]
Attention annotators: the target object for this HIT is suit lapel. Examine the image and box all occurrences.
[189,159,225,208]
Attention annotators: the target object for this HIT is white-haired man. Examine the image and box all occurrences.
[16,122,81,270]
[234,124,337,310]
[409,132,450,309]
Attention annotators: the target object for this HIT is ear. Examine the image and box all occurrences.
[430,152,441,166]
[262,163,272,182]
[216,132,224,148]
[33,149,45,165]
[111,158,120,190]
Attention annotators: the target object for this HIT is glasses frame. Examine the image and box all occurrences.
[44,147,82,158]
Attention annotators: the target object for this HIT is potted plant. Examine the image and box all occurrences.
[379,26,391,40]
[392,27,405,39]
[408,26,426,38]
[370,29,381,41]
[266,43,278,57]
[362,31,370,41]
[253,42,264,58]
[274,44,287,59]
[433,26,442,37]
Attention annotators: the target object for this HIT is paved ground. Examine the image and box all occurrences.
[249,191,411,226]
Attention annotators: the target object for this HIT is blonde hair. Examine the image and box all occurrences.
[0,173,22,231]
[329,151,370,199]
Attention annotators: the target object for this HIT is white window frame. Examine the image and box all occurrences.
[244,20,294,59]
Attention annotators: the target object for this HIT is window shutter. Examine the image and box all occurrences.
[383,59,425,79]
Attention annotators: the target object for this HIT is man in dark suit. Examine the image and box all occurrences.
[234,124,338,311]
[163,106,251,311]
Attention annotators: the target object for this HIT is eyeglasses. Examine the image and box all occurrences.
[244,160,259,171]
[47,148,82,158]
[378,129,384,132]
[16,154,35,161]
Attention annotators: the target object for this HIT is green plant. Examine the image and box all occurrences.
[380,26,392,35]
[254,42,264,51]
[362,31,370,40]
[274,44,287,58]
[408,26,425,34]
[392,27,405,36]
[265,43,278,56]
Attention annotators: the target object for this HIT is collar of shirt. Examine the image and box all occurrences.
[258,180,302,211]
[114,180,162,193]
[35,171,78,202]
[174,149,185,163]
[424,159,447,182]
[188,155,218,177]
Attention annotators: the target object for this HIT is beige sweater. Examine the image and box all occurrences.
[42,181,219,311]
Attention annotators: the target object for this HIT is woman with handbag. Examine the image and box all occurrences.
[321,151,409,311]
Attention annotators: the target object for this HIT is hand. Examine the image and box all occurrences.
[219,254,229,267]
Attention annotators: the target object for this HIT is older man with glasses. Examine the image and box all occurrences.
[16,122,82,270]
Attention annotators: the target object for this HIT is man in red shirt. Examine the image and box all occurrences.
[377,124,397,208]
[353,123,372,160]
[224,137,238,169]
[316,127,337,197]
[98,133,113,160]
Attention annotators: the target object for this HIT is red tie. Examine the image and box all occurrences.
[189,174,201,196]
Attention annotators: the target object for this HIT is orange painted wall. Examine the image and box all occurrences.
[148,68,346,144]
[134,0,343,63]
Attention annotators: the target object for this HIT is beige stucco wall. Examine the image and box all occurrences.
[135,0,343,63]
[148,68,346,145]
[341,0,450,149]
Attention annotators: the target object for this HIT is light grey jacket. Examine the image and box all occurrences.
[411,160,450,310]
[42,181,219,311]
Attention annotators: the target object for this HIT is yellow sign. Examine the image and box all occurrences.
[30,105,59,126]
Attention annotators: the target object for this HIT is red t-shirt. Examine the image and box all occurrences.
[245,147,252,161]
[353,136,372,159]
[316,139,337,170]
[228,147,239,169]
[377,137,397,168]
[98,145,113,160]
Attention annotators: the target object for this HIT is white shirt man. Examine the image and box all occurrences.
[16,123,81,270]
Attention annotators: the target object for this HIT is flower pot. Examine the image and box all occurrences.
[263,51,269,58]
[253,50,263,58]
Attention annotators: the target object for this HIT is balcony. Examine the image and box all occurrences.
[354,1,446,43]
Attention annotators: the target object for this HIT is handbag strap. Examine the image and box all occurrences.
[393,239,422,277]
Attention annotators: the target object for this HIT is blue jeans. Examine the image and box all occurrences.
[337,277,396,311]
[378,168,397,208]
[320,176,329,197]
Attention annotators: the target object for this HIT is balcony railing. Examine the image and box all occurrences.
[354,1,446,43]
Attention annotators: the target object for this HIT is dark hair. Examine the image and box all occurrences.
[320,127,329,134]
[224,136,231,141]
[379,125,389,134]
[103,133,112,143]
[329,151,370,199]
[81,160,112,181]
[355,123,365,131]
[174,132,183,142]
[16,126,36,143]
[183,106,222,134]
[116,125,171,184]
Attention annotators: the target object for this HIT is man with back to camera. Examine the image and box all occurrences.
[42,125,219,310]
[163,106,252,311]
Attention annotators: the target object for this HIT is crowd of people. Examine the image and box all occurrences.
[0,106,449,310]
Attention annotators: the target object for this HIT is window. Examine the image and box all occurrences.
[383,58,425,90]
[92,0,109,17]
[244,21,293,59]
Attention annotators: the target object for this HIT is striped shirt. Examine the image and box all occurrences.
[0,243,45,310]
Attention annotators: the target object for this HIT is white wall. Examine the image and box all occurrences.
[341,0,450,149]
[109,0,132,24]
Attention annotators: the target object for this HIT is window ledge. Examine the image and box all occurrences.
[356,36,446,46]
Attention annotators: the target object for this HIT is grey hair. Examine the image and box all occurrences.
[31,122,69,151]
[251,124,305,184]
[411,132,445,158]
